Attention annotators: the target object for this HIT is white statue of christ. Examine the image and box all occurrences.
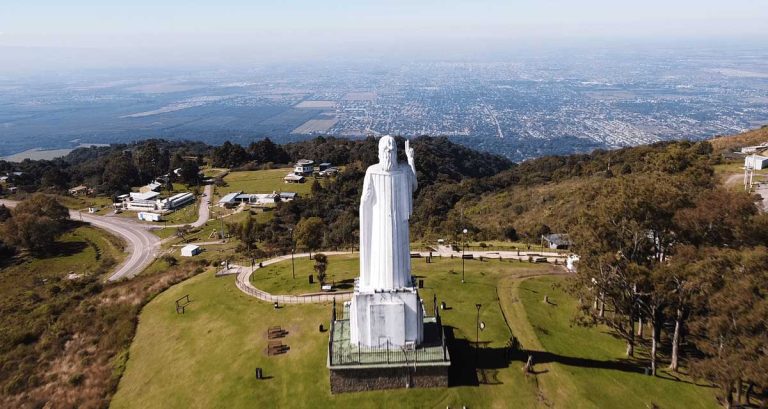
[359,135,417,290]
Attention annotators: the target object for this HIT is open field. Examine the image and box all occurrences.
[295,100,336,109]
[112,253,718,408]
[292,118,338,134]
[218,168,314,197]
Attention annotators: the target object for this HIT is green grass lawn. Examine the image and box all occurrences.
[251,253,360,295]
[111,257,554,409]
[218,168,314,197]
[111,257,718,408]
[0,223,126,296]
[514,275,718,409]
[162,200,200,225]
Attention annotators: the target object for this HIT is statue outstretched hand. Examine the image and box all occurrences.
[405,139,415,163]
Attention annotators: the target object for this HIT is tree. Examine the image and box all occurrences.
[171,152,185,170]
[294,216,324,259]
[41,168,69,190]
[249,137,289,164]
[674,188,758,248]
[13,193,70,222]
[0,204,11,222]
[211,141,249,168]
[178,160,201,186]
[688,248,768,408]
[2,195,70,254]
[102,153,140,193]
[503,225,518,242]
[314,253,328,284]
[234,214,261,256]
[134,141,169,183]
[175,225,192,240]
[570,173,692,359]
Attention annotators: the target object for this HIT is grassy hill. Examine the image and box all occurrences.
[112,256,717,408]
[710,125,768,152]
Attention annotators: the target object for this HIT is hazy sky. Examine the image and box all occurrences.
[2,0,767,70]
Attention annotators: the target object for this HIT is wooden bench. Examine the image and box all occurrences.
[268,326,285,339]
[267,341,288,355]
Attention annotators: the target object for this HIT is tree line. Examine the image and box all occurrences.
[569,165,768,408]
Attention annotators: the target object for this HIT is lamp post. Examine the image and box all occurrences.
[462,228,468,283]
[289,227,295,279]
[475,303,482,364]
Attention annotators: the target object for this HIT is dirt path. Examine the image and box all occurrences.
[723,173,743,187]
[497,272,581,408]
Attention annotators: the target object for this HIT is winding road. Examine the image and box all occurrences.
[1,198,161,281]
[0,186,213,281]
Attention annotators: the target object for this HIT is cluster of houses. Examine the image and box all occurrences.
[218,191,297,208]
[283,160,338,184]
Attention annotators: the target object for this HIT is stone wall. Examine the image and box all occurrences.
[330,365,449,394]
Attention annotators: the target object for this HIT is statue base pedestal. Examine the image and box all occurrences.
[349,287,424,348]
[327,300,450,394]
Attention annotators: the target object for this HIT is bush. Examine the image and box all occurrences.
[161,254,178,266]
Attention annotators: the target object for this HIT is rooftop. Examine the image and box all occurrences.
[129,191,160,201]
[219,191,243,204]
[543,233,571,246]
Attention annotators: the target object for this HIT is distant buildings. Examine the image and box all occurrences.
[285,159,338,183]
[294,159,315,176]
[218,190,298,208]
[740,144,768,154]
[117,191,195,212]
[283,174,305,184]
[542,233,572,250]
[68,185,92,196]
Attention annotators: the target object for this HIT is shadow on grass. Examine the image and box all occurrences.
[334,278,355,290]
[445,326,512,387]
[445,325,666,388]
[41,241,88,258]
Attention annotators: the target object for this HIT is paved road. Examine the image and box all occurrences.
[1,199,161,282]
[234,250,569,303]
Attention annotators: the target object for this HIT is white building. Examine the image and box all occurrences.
[138,212,162,222]
[181,244,201,257]
[294,159,314,176]
[120,191,194,212]
[162,192,195,210]
[140,182,163,193]
[741,144,768,154]
[218,191,294,208]
[283,174,305,184]
[745,155,768,170]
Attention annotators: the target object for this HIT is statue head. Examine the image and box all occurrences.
[378,135,397,171]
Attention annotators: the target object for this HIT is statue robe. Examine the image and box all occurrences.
[359,162,418,289]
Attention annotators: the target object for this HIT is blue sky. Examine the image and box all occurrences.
[1,0,767,68]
